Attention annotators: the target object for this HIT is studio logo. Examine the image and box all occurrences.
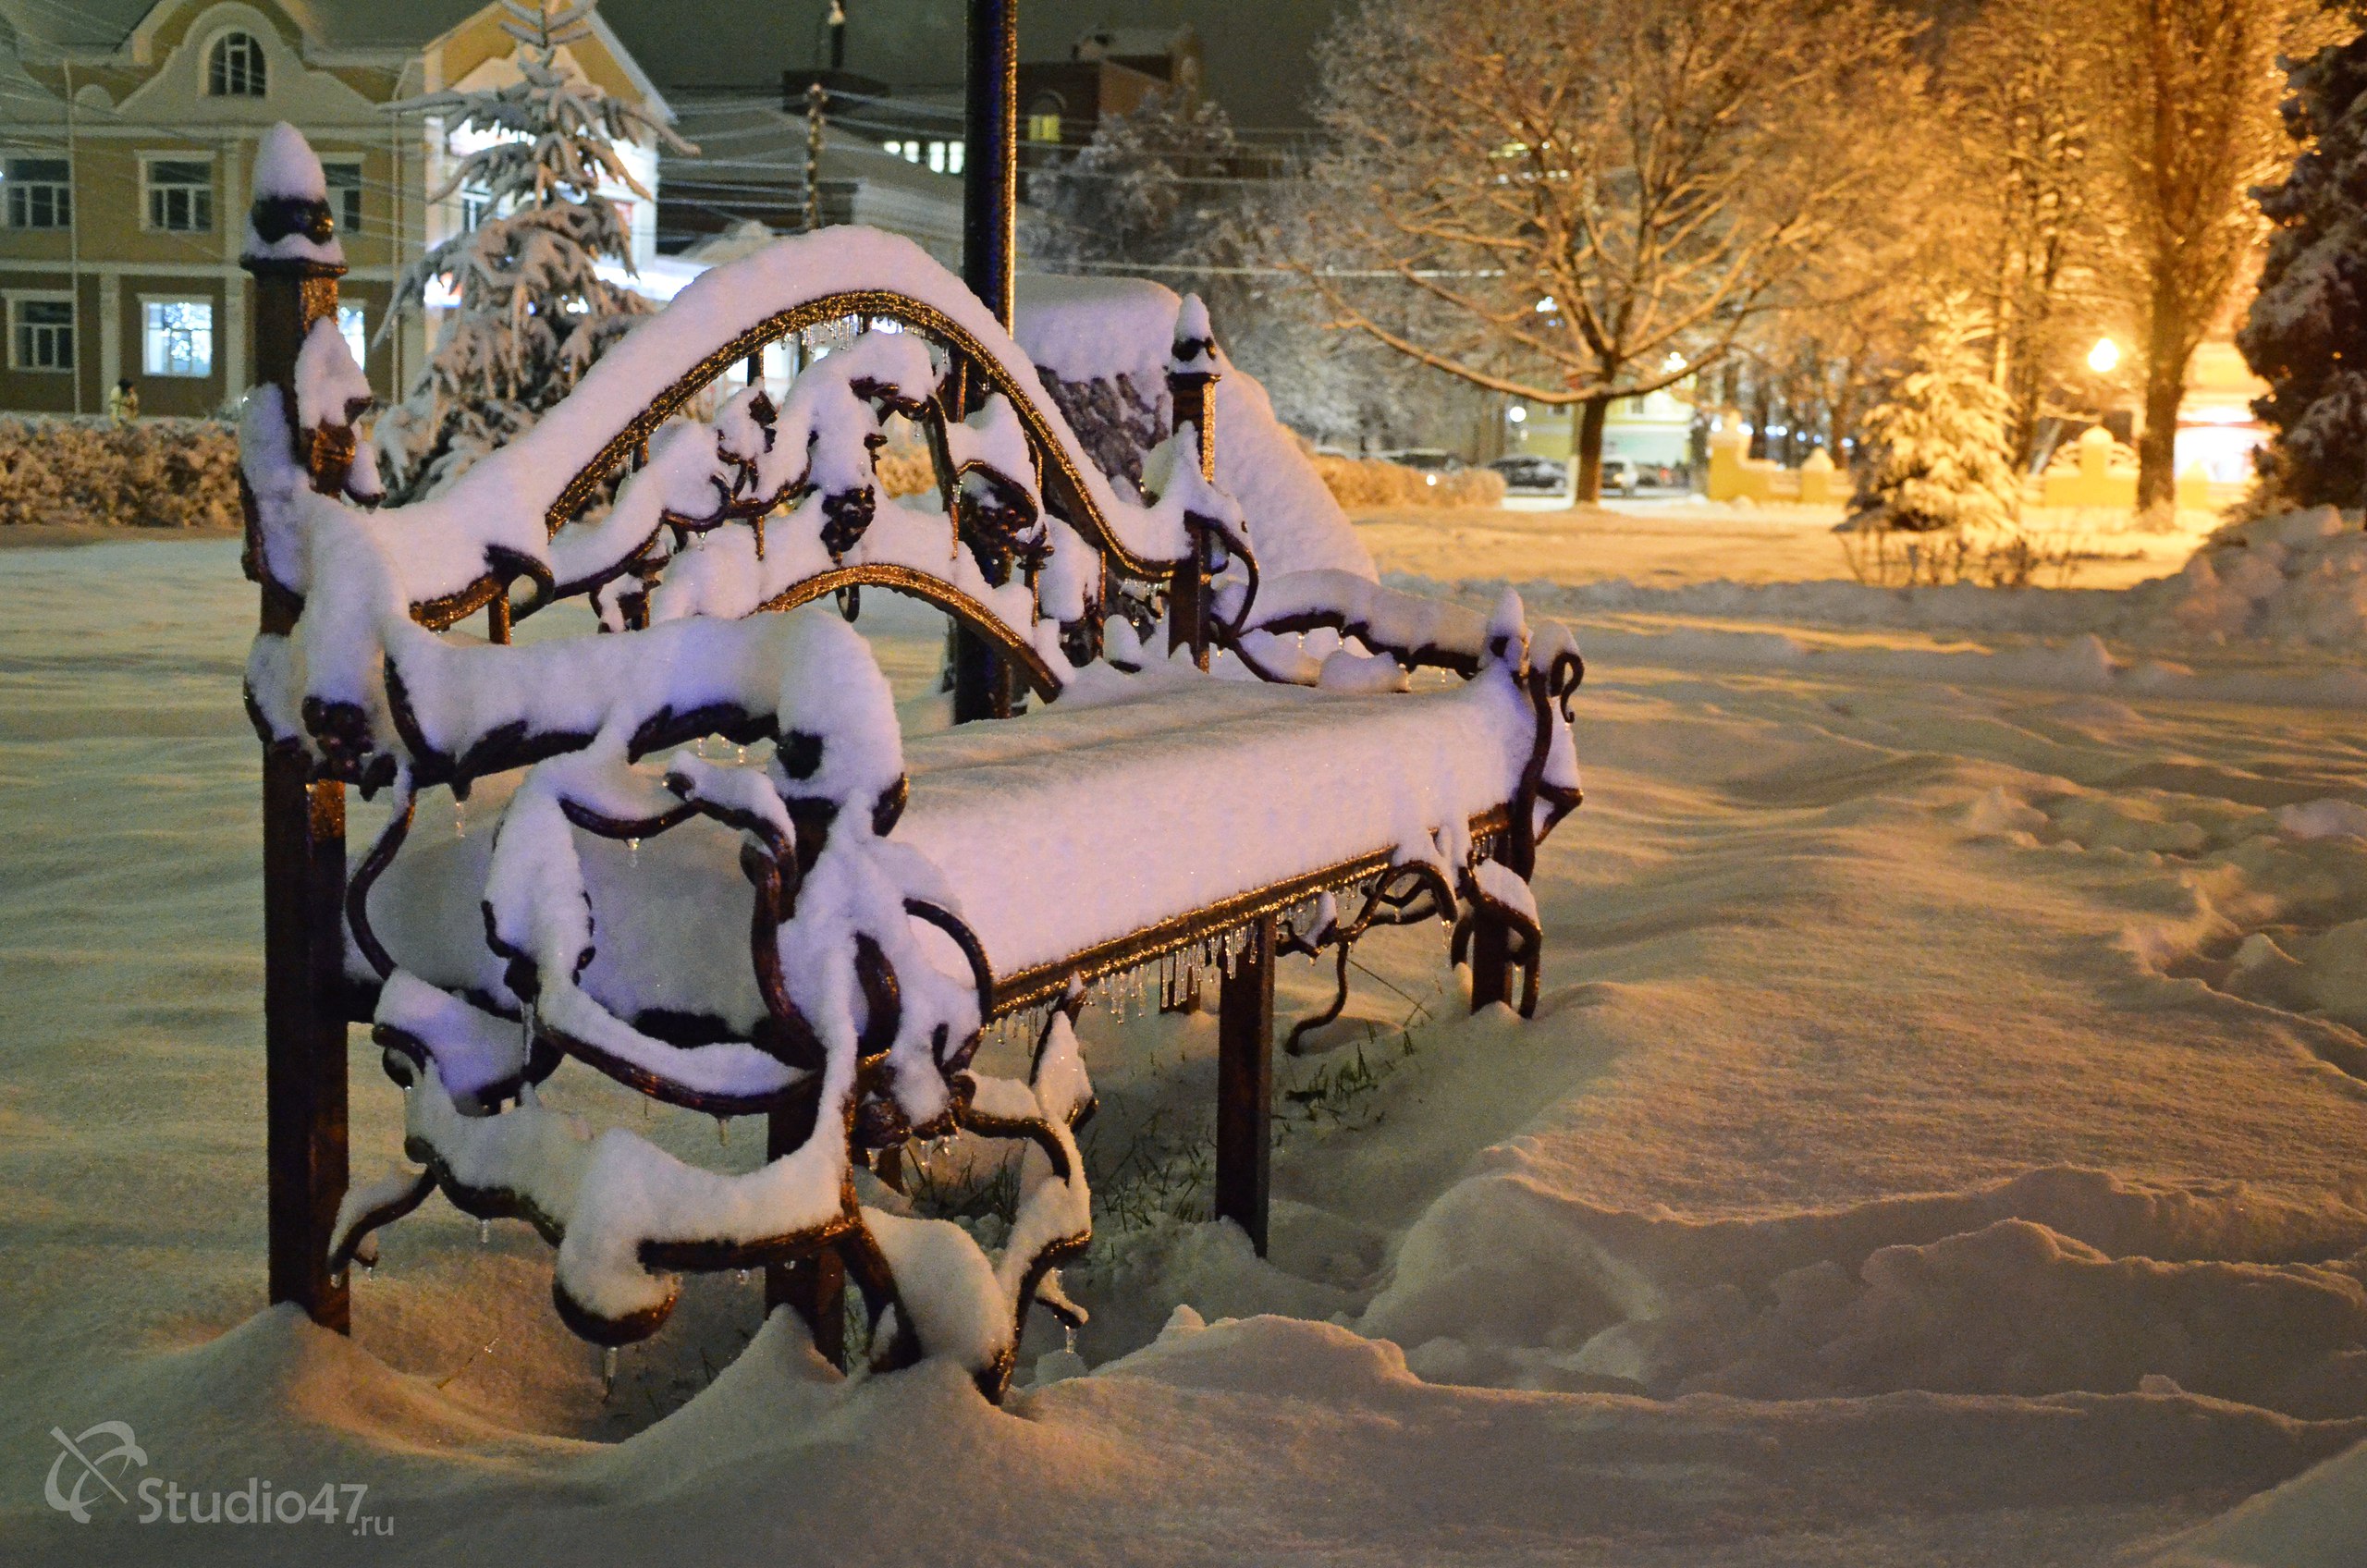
[39,1419,392,1535]
[44,1423,148,1524]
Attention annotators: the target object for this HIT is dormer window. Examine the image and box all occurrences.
[207,32,266,98]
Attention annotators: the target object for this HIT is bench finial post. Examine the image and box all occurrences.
[241,122,352,1334]
[1166,295,1221,668]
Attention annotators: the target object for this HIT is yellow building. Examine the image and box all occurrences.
[1504,385,1698,473]
[0,0,671,418]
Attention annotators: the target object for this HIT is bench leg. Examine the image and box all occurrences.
[1216,914,1275,1256]
[1469,910,1513,1012]
[766,1109,844,1366]
[263,756,349,1333]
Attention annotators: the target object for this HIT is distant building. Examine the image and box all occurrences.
[0,0,672,417]
[1503,386,1699,476]
[660,95,964,263]
[1019,25,1202,151]
[665,24,1209,262]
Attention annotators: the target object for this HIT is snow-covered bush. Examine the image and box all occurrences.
[0,416,239,529]
[1847,296,2021,538]
[374,0,690,502]
[1309,452,1506,508]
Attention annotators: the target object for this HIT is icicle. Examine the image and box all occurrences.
[626,836,641,864]
[733,743,746,766]
[453,797,468,839]
[736,1268,751,1286]
[478,1219,490,1244]
[518,1078,538,1109]
[717,1116,730,1147]
[1063,1322,1078,1354]
[602,1346,619,1396]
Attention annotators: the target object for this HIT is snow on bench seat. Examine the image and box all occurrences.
[896,665,1543,985]
[360,655,1558,1050]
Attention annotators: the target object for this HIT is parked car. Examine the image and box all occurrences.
[1384,448,1466,472]
[1488,454,1570,496]
[1600,457,1637,496]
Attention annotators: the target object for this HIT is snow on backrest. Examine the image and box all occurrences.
[1016,275,1377,583]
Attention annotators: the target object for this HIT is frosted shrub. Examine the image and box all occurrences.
[1843,294,2027,584]
[0,416,239,529]
[1309,452,1506,508]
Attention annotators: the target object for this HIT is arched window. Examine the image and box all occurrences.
[207,32,266,98]
[1025,92,1065,144]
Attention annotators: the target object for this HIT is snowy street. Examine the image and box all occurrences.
[4,516,2364,1564]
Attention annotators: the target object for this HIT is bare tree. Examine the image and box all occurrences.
[1303,0,1924,501]
[1939,0,2116,474]
[2095,0,2304,511]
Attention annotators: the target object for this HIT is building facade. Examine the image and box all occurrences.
[0,0,670,418]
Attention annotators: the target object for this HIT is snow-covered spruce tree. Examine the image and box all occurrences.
[2241,5,2367,513]
[1848,296,2022,538]
[374,1,690,502]
[1033,86,1244,281]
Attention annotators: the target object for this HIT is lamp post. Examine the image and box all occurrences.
[951,0,1020,722]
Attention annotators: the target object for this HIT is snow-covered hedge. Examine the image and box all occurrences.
[1310,452,1506,508]
[0,416,241,530]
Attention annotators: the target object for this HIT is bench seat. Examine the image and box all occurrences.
[359,661,1550,1048]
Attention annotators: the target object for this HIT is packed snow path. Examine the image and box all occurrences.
[5,533,2367,1564]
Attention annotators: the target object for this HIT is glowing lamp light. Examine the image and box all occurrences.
[1507,405,1527,423]
[2088,337,2120,374]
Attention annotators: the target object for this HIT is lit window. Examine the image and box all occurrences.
[337,303,368,370]
[1026,92,1065,143]
[145,160,213,232]
[207,32,266,98]
[11,298,73,370]
[460,184,493,232]
[3,159,70,229]
[142,299,213,378]
[927,141,947,173]
[323,161,362,235]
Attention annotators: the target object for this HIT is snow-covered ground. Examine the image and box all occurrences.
[1361,496,2218,593]
[4,512,2365,1565]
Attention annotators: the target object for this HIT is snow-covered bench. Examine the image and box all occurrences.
[239,128,1582,1399]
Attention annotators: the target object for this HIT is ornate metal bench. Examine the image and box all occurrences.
[239,129,1582,1401]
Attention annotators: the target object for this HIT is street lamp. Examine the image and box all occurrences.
[2087,337,2120,374]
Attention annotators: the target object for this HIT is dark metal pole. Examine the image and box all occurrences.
[242,172,351,1335]
[952,0,1020,721]
[963,0,1017,329]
